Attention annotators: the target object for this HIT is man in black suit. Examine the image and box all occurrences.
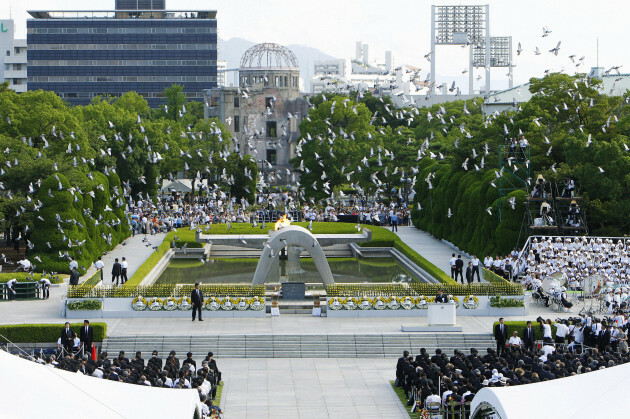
[79,320,94,356]
[465,262,473,284]
[522,321,536,352]
[191,283,204,321]
[69,267,80,286]
[148,350,163,370]
[455,255,464,283]
[494,317,508,357]
[111,258,122,286]
[435,289,448,303]
[60,322,74,356]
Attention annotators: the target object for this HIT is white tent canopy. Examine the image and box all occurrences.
[0,350,201,419]
[470,361,630,418]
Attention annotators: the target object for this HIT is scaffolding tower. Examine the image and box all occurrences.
[497,144,530,222]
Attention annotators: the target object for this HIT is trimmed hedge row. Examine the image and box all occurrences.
[0,323,107,343]
[492,321,557,339]
[0,273,45,283]
[483,268,512,285]
[394,241,458,285]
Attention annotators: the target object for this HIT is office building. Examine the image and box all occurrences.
[0,20,28,93]
[27,4,217,107]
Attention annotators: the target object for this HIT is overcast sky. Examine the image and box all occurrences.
[2,0,627,90]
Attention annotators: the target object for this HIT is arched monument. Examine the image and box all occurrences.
[252,225,334,285]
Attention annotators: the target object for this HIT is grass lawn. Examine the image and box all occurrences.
[214,382,223,408]
[390,381,417,417]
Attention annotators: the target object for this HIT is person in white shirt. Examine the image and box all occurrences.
[6,278,17,300]
[508,331,522,347]
[555,321,570,344]
[484,255,494,269]
[94,257,105,283]
[539,318,553,344]
[120,257,128,284]
[471,255,481,281]
[449,254,457,279]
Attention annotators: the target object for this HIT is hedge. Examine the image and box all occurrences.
[492,321,557,340]
[67,300,102,310]
[0,273,44,283]
[0,323,107,343]
[123,231,175,288]
[483,268,512,285]
[394,241,457,285]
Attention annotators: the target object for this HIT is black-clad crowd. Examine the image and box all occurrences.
[396,334,630,409]
[31,349,223,417]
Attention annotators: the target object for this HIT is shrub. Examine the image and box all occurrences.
[493,321,557,339]
[489,295,525,307]
[67,300,102,310]
[0,323,107,343]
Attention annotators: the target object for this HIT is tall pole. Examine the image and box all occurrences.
[484,4,491,96]
[469,42,474,94]
[431,5,436,94]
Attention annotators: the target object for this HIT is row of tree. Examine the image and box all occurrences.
[294,74,630,256]
[0,83,256,273]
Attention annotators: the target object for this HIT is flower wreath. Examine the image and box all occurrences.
[387,296,401,310]
[399,296,417,309]
[373,296,388,310]
[448,295,460,308]
[204,297,221,311]
[221,297,235,310]
[163,297,178,311]
[131,296,147,311]
[328,297,344,310]
[343,297,358,310]
[148,297,163,311]
[178,296,192,310]
[249,296,265,310]
[358,296,373,310]
[463,294,479,309]
[416,295,430,309]
[235,297,250,310]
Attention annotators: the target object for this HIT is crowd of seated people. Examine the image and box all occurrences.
[16,348,223,418]
[520,237,630,290]
[395,316,630,412]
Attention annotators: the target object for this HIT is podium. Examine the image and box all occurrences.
[427,302,456,326]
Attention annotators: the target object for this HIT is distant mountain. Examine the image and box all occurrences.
[218,37,338,91]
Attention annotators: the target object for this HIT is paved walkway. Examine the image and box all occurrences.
[394,226,486,282]
[221,358,406,419]
[80,231,167,284]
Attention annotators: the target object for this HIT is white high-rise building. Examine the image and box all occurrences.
[0,20,27,93]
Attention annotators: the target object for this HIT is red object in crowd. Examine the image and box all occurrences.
[91,345,97,361]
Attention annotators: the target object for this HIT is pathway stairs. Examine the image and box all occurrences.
[102,333,495,358]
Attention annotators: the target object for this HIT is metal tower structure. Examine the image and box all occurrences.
[497,145,530,221]
[473,36,514,89]
[430,5,490,95]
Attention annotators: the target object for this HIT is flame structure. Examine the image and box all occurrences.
[274,214,291,231]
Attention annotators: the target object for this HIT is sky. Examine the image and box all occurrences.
[2,0,628,91]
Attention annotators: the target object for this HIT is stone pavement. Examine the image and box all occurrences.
[220,358,407,419]
[394,226,486,282]
[80,231,167,284]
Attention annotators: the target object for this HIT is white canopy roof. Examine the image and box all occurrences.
[470,361,630,418]
[0,350,201,419]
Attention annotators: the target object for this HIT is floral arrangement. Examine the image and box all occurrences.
[249,296,265,310]
[343,297,358,310]
[235,297,250,311]
[448,295,460,308]
[387,296,401,310]
[66,299,102,310]
[163,297,178,311]
[148,298,163,311]
[177,296,192,310]
[204,297,221,311]
[415,296,429,309]
[399,296,416,309]
[221,297,235,310]
[358,296,373,310]
[463,294,480,309]
[328,297,344,310]
[131,296,148,311]
[373,296,388,310]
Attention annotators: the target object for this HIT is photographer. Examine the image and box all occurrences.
[537,317,553,345]
[532,175,547,199]
[567,200,580,227]
[554,319,570,344]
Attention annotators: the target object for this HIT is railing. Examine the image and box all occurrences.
[1,282,40,300]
